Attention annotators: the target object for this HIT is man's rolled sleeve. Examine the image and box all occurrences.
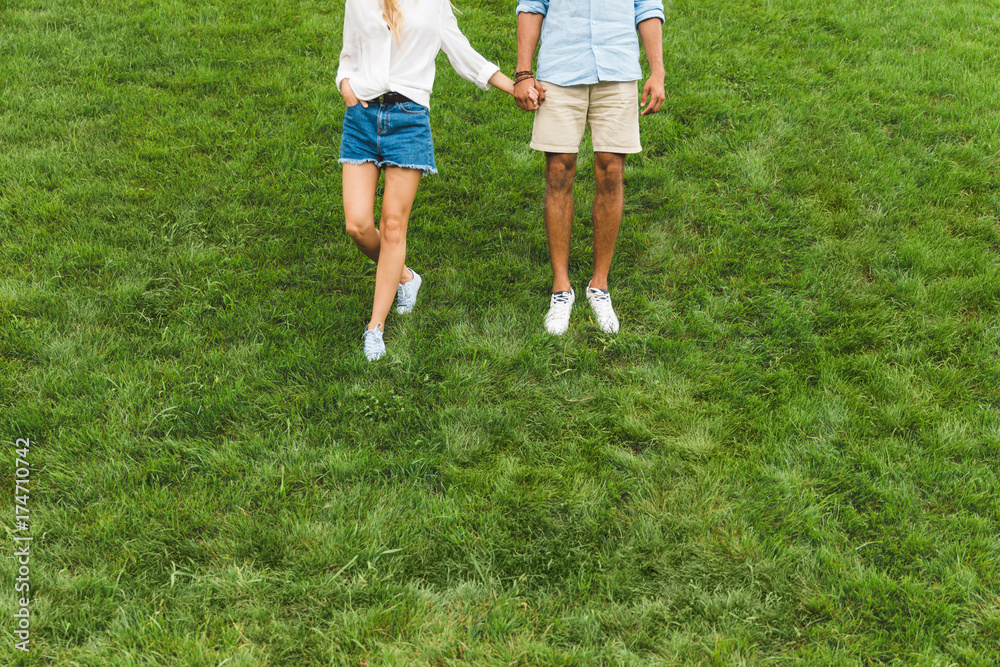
[516,0,548,16]
[634,0,665,27]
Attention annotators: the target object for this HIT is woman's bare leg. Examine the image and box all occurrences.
[367,167,423,330]
[343,162,415,284]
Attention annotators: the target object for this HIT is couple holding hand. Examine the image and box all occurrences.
[337,0,665,361]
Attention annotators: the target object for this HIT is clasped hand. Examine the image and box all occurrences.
[514,78,544,111]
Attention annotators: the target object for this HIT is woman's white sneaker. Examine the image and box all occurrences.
[544,288,575,335]
[395,268,422,314]
[362,323,386,361]
[586,283,619,334]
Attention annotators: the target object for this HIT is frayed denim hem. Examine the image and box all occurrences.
[339,158,379,167]
[339,158,437,176]
[382,159,438,175]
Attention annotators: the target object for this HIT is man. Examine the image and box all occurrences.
[514,0,665,335]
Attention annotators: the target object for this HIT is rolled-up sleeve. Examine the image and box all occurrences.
[516,0,548,16]
[440,2,499,90]
[634,0,665,27]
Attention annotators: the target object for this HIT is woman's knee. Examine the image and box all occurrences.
[379,215,408,245]
[345,215,374,240]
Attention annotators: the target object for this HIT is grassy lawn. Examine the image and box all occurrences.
[3,0,1000,664]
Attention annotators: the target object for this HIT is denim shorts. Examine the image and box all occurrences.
[339,99,437,175]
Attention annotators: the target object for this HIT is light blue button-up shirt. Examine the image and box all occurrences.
[516,0,665,86]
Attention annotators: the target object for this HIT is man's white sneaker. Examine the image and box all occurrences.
[544,288,575,335]
[395,268,422,314]
[362,323,386,361]
[586,283,619,334]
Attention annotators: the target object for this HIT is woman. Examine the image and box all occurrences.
[337,0,522,361]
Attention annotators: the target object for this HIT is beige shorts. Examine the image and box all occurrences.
[530,80,641,154]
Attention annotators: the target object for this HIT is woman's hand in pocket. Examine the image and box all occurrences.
[341,79,368,108]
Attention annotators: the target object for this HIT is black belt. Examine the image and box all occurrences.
[370,92,413,105]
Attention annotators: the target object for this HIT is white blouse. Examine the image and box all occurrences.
[336,0,501,109]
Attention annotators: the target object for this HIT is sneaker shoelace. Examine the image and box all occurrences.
[589,289,611,305]
[397,281,415,305]
[551,291,574,306]
[396,269,419,310]
[362,325,383,351]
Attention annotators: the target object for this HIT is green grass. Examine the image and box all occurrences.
[3,0,1000,664]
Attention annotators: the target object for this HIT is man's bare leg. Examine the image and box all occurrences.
[544,152,578,293]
